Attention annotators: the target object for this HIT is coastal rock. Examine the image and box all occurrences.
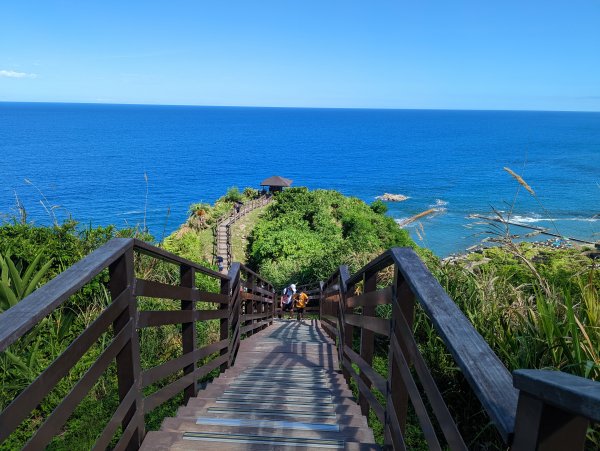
[376,193,409,202]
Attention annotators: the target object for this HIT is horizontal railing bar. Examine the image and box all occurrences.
[25,320,133,450]
[344,314,389,337]
[320,320,337,338]
[241,292,273,302]
[112,407,141,451]
[251,285,275,297]
[135,279,193,301]
[391,316,467,449]
[92,384,137,451]
[341,359,385,423]
[386,391,408,451]
[141,338,229,388]
[345,250,394,287]
[143,353,229,414]
[241,313,270,321]
[389,337,445,451]
[137,309,228,328]
[133,239,227,280]
[240,320,270,335]
[0,288,130,442]
[389,247,517,442]
[134,280,229,304]
[342,345,387,394]
[346,286,392,309]
[0,238,133,352]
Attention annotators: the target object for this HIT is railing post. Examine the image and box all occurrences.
[180,264,197,402]
[220,276,230,372]
[246,273,255,336]
[511,370,595,451]
[109,247,144,450]
[385,266,415,448]
[338,266,352,383]
[358,270,377,416]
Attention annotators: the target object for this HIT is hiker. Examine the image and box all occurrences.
[294,290,309,322]
[281,283,296,319]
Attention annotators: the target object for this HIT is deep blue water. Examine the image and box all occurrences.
[1,102,599,256]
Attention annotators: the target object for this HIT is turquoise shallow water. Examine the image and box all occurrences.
[1,102,599,256]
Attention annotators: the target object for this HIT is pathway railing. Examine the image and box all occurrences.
[0,238,274,450]
[320,247,600,450]
[212,195,271,268]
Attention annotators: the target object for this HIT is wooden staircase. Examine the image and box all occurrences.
[141,319,378,450]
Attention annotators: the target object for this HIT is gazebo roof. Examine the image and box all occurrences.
[260,176,293,187]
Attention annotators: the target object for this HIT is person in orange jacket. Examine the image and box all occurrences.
[294,290,309,322]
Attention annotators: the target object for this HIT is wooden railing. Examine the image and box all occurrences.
[0,238,275,450]
[320,247,600,450]
[212,195,271,267]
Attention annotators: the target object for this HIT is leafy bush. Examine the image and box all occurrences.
[247,189,415,287]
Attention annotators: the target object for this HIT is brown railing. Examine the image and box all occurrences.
[320,247,600,450]
[0,238,274,450]
[212,195,272,267]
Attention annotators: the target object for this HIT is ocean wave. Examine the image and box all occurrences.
[432,199,448,207]
[510,215,599,223]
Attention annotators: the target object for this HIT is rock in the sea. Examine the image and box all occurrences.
[376,193,409,202]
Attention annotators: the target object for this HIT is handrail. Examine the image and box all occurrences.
[320,246,600,450]
[0,238,275,449]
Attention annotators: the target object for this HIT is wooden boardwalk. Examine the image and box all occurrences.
[141,319,378,450]
[214,196,271,271]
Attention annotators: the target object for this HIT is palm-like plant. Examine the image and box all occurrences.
[0,250,54,312]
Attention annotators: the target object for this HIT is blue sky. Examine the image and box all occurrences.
[1,1,599,111]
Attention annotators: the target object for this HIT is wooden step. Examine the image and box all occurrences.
[160,418,375,442]
[141,431,379,451]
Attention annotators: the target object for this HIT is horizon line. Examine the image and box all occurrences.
[1,99,599,114]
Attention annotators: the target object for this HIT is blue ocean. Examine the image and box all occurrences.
[1,102,599,256]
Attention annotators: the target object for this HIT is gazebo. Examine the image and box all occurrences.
[260,175,293,193]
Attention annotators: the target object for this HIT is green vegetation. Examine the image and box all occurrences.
[247,188,418,287]
[1,185,598,449]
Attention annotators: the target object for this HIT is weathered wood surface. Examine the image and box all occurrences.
[139,319,378,450]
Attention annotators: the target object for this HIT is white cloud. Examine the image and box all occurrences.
[0,70,37,79]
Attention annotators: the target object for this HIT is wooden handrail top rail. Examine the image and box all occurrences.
[0,238,133,352]
[0,238,229,353]
[134,239,228,280]
[514,369,600,423]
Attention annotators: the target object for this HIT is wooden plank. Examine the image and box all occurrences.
[137,308,229,328]
[92,385,137,451]
[513,369,600,423]
[0,288,130,442]
[346,250,394,287]
[143,354,229,413]
[180,265,196,402]
[389,336,445,451]
[110,249,144,449]
[346,286,392,308]
[141,339,228,388]
[133,239,227,280]
[344,314,389,337]
[391,317,467,450]
[0,238,132,352]
[390,247,518,442]
[138,310,193,327]
[240,319,270,335]
[343,345,386,394]
[24,322,132,450]
[194,291,230,304]
[134,278,194,301]
[341,359,385,423]
[241,312,270,321]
